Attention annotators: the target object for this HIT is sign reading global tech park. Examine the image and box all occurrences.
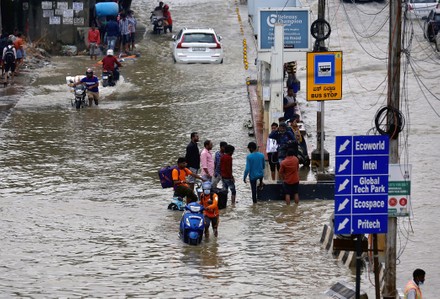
[334,136,389,234]
[258,8,311,51]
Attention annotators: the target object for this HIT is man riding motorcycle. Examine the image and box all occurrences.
[72,68,99,106]
[101,49,122,86]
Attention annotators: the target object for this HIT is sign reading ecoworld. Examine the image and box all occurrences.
[258,8,312,52]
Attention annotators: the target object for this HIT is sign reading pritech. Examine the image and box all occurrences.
[334,136,389,234]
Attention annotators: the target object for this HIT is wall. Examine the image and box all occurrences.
[1,0,92,53]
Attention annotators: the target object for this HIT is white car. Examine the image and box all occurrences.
[405,0,438,18]
[172,28,224,64]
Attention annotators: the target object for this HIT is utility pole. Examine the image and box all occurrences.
[311,0,330,171]
[383,0,402,298]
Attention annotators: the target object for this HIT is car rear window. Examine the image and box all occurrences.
[183,33,216,43]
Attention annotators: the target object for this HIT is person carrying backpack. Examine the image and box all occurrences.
[2,40,16,82]
[172,157,206,203]
[0,30,9,77]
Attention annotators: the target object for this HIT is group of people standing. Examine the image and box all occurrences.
[171,133,234,238]
[168,129,304,237]
[0,30,25,83]
[89,9,137,60]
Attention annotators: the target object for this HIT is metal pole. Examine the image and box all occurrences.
[373,234,381,299]
[355,235,362,299]
[320,101,325,172]
[317,0,326,171]
[383,0,401,297]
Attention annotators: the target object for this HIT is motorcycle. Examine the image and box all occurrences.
[71,83,87,109]
[179,202,205,245]
[150,11,165,34]
[102,68,119,87]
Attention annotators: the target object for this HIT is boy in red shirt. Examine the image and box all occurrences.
[220,145,236,205]
[87,25,100,60]
[279,149,300,205]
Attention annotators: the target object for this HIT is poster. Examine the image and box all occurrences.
[43,10,54,18]
[63,17,74,25]
[73,2,84,12]
[74,17,84,26]
[63,9,74,18]
[57,2,68,10]
[49,16,61,25]
[55,9,63,15]
[42,1,52,9]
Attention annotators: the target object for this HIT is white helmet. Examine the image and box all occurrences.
[107,49,114,56]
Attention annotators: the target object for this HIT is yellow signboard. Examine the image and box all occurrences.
[306,51,343,101]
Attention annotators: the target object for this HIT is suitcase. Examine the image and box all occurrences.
[212,187,228,209]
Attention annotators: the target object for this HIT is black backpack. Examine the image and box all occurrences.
[4,46,15,64]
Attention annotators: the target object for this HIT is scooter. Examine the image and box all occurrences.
[71,83,87,110]
[150,11,165,34]
[102,67,119,87]
[168,181,203,211]
[168,194,185,211]
[179,202,205,245]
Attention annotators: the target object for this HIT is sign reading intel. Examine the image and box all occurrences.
[258,8,311,51]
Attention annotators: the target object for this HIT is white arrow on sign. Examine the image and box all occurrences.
[338,179,350,192]
[338,218,349,231]
[338,198,350,212]
[338,139,350,153]
[338,159,350,173]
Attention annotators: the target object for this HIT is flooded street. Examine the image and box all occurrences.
[0,0,439,298]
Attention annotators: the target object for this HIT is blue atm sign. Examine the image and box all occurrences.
[334,136,389,234]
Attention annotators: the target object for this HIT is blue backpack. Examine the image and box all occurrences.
[158,166,180,189]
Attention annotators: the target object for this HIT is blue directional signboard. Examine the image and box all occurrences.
[334,136,389,234]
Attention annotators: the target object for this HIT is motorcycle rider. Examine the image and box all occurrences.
[73,68,99,106]
[101,49,122,86]
[163,4,173,33]
[199,181,219,238]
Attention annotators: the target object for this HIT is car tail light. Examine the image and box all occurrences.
[210,40,222,49]
[177,36,188,48]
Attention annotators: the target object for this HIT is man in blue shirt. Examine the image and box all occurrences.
[105,17,120,51]
[269,122,296,162]
[74,68,99,106]
[243,141,265,204]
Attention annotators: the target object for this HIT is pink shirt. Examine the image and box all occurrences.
[200,148,214,177]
